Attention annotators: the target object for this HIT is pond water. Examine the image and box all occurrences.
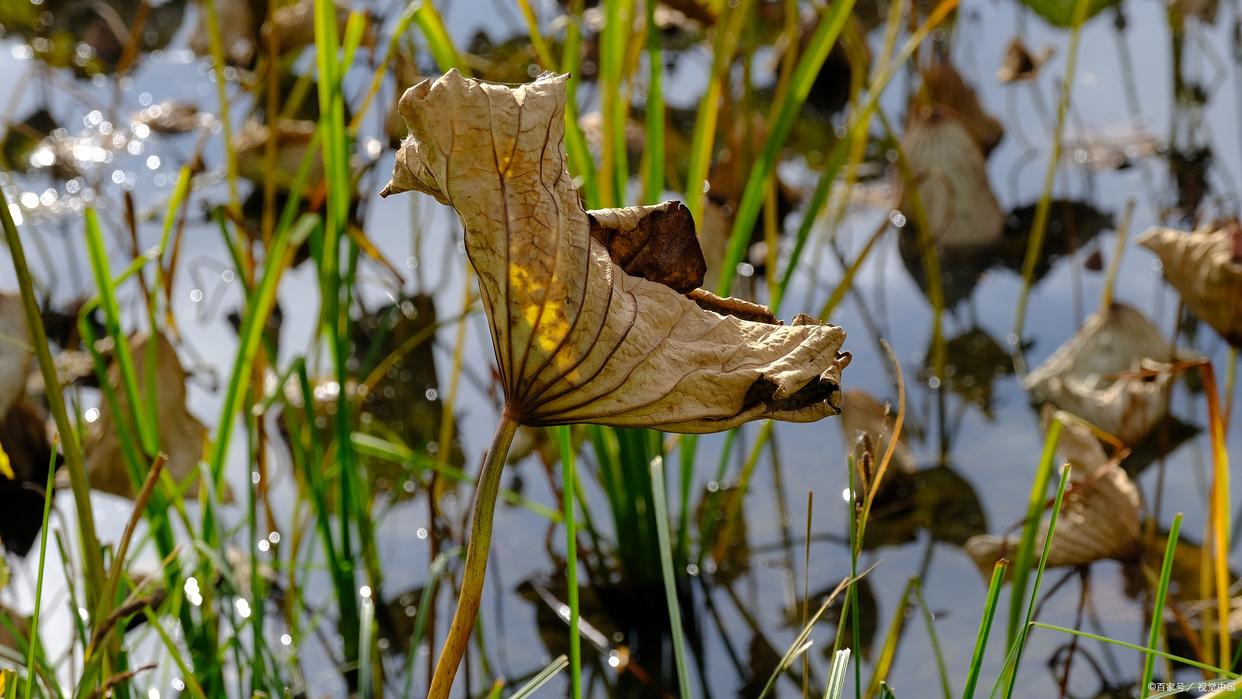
[1,0,1241,697]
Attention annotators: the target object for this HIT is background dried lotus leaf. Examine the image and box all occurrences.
[966,464,1142,574]
[85,333,212,499]
[383,71,848,433]
[900,109,1005,252]
[1139,223,1242,347]
[918,60,1004,153]
[997,38,1052,83]
[0,293,33,419]
[1024,303,1182,446]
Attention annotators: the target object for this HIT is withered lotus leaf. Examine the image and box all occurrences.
[1024,303,1183,446]
[85,333,212,499]
[1139,222,1242,347]
[966,463,1142,574]
[900,108,1005,252]
[382,70,849,432]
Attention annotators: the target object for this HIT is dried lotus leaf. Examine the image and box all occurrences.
[900,109,1005,252]
[382,71,849,433]
[1139,223,1242,347]
[0,293,32,420]
[919,59,1004,154]
[85,334,213,499]
[1024,302,1183,446]
[966,464,1142,574]
[997,38,1052,83]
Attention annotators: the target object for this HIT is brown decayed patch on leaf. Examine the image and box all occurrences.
[1139,222,1242,347]
[586,201,705,293]
[382,71,849,433]
[85,333,214,500]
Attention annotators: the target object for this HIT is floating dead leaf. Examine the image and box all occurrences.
[0,401,58,556]
[1064,129,1161,171]
[997,38,1053,83]
[918,59,1004,154]
[0,293,33,420]
[235,119,323,194]
[900,108,1005,253]
[263,0,374,56]
[85,333,212,499]
[190,0,255,66]
[132,100,210,135]
[840,390,915,476]
[382,71,849,432]
[1139,221,1242,347]
[966,463,1142,574]
[1025,303,1184,446]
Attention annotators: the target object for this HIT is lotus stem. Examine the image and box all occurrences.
[428,411,520,699]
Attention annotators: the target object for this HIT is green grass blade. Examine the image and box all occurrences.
[84,209,157,455]
[1141,513,1183,695]
[0,191,106,608]
[642,0,665,204]
[1011,0,1091,338]
[824,648,852,699]
[1001,464,1073,698]
[714,0,855,294]
[556,426,582,699]
[961,560,1008,699]
[22,440,57,699]
[412,0,466,73]
[1007,420,1062,645]
[914,581,952,699]
[1029,621,1242,679]
[651,456,693,698]
[510,655,569,699]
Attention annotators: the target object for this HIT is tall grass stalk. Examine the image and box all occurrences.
[824,649,852,699]
[651,456,693,698]
[1011,0,1092,339]
[22,439,57,699]
[556,426,583,699]
[1201,362,1233,666]
[0,192,106,608]
[511,655,570,699]
[1006,419,1063,645]
[1141,513,1183,696]
[1000,464,1073,698]
[1029,622,1242,679]
[961,560,1008,699]
[714,0,857,294]
[642,0,665,204]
